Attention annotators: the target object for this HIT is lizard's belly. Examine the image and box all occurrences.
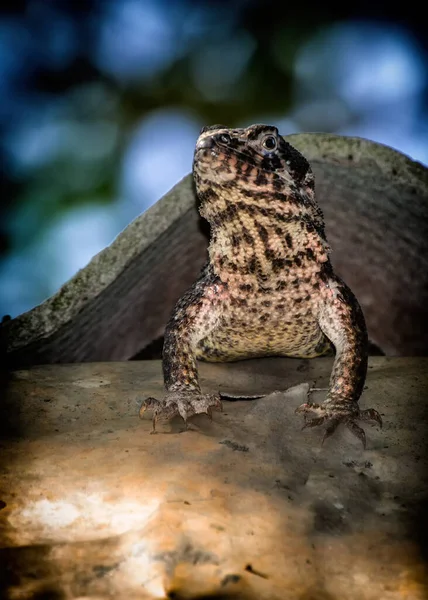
[195,296,330,362]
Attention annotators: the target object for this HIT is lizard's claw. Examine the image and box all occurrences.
[295,401,382,449]
[139,391,222,433]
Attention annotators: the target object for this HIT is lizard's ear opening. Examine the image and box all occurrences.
[278,139,313,185]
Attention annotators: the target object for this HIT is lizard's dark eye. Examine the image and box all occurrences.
[262,135,277,151]
[219,133,231,144]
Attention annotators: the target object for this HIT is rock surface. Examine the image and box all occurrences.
[1,357,428,599]
[4,134,428,366]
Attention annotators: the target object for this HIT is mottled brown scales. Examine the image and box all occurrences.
[140,124,382,446]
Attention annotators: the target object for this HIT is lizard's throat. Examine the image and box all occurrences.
[198,184,329,282]
[207,222,324,286]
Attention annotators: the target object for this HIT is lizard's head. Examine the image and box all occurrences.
[193,124,314,210]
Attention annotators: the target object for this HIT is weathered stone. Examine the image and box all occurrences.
[1,357,427,598]
[3,134,428,366]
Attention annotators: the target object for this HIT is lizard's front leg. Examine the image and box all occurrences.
[139,268,224,432]
[296,276,382,447]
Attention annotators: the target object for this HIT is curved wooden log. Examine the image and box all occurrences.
[3,134,428,367]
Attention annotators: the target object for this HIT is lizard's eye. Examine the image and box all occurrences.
[262,135,277,151]
[219,133,231,144]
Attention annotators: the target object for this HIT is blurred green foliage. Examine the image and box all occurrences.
[0,0,427,316]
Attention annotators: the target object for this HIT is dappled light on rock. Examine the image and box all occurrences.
[1,357,427,598]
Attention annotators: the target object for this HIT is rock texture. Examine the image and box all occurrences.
[1,357,427,599]
[3,134,428,367]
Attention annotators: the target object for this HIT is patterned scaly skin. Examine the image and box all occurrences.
[140,124,382,447]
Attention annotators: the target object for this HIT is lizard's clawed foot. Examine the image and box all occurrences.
[295,401,382,448]
[139,391,222,433]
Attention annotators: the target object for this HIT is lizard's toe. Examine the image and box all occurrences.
[295,401,324,417]
[345,420,367,448]
[301,415,328,430]
[360,408,383,428]
[139,396,179,421]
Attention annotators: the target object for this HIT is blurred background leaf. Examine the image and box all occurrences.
[0,0,427,317]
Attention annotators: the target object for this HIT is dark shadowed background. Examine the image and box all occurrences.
[0,0,427,319]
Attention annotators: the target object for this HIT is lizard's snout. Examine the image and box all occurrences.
[196,135,215,151]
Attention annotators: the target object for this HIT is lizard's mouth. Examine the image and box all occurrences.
[194,146,220,161]
[193,145,233,179]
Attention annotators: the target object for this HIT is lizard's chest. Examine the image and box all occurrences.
[225,285,315,327]
[196,282,328,361]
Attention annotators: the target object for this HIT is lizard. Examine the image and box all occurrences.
[139,124,382,447]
